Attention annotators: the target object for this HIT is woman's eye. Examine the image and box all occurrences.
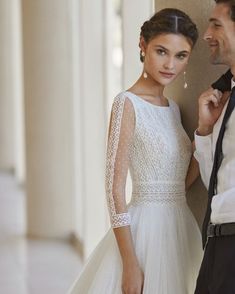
[156,49,166,56]
[177,54,187,60]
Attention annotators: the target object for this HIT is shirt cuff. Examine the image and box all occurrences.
[194,130,212,154]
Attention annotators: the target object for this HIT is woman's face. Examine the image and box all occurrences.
[141,33,192,86]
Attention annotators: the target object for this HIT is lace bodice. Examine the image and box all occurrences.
[105,91,192,228]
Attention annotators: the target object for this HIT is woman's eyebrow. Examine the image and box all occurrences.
[154,45,168,51]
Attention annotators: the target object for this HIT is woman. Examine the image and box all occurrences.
[69,8,202,294]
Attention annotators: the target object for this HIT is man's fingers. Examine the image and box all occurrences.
[213,89,223,99]
[200,90,223,107]
[210,94,220,107]
[200,94,218,106]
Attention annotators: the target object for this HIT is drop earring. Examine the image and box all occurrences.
[183,71,188,89]
[141,51,148,79]
[143,71,148,79]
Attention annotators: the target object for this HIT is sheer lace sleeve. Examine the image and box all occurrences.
[105,95,135,228]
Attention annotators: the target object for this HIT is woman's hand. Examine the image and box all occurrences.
[122,263,144,294]
[113,227,143,294]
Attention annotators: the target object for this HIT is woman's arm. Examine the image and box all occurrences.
[114,227,144,293]
[185,141,200,191]
[106,95,143,294]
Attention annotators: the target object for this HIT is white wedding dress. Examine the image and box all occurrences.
[68,91,203,294]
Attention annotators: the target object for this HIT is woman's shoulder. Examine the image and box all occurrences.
[168,97,178,108]
[112,91,138,107]
[110,91,136,114]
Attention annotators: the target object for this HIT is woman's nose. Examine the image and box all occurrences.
[163,58,174,70]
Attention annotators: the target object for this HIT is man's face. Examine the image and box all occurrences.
[204,3,235,66]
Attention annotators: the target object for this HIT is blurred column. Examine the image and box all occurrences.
[22,0,75,238]
[78,0,107,258]
[122,0,154,88]
[0,1,15,170]
[11,0,25,183]
[155,0,227,226]
[78,0,155,258]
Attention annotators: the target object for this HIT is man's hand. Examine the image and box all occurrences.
[197,88,230,136]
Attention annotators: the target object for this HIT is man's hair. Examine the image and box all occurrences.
[215,0,235,21]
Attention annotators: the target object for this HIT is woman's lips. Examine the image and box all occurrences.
[159,71,175,79]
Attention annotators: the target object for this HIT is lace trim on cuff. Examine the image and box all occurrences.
[111,212,131,228]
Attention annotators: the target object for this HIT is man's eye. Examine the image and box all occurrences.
[156,49,166,56]
[214,23,222,27]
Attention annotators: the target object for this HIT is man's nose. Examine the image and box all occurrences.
[203,27,212,41]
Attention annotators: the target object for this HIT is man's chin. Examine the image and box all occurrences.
[210,55,223,65]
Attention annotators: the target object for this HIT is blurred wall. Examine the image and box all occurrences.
[155,0,227,228]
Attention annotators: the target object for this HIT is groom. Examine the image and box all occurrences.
[194,0,235,293]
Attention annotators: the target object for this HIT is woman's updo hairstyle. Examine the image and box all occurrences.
[140,8,198,62]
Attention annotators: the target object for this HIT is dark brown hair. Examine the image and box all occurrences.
[215,0,235,21]
[140,8,198,62]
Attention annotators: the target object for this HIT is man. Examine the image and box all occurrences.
[194,0,235,293]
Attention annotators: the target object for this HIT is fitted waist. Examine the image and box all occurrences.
[130,181,186,205]
[132,181,185,194]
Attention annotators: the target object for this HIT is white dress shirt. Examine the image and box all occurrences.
[194,79,235,224]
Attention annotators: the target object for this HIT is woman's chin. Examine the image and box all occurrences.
[156,78,175,87]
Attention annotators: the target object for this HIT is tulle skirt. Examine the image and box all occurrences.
[68,200,203,294]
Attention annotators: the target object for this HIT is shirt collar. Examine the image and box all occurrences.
[232,78,235,89]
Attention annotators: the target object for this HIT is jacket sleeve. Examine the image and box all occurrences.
[105,95,135,228]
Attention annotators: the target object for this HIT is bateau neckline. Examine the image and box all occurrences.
[124,91,171,109]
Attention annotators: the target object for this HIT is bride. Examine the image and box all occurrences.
[68,8,203,294]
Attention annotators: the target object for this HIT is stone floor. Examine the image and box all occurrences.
[0,172,82,294]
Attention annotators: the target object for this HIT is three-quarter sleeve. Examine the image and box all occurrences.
[105,95,135,228]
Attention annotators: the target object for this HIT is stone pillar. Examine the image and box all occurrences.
[78,0,108,258]
[122,0,154,89]
[11,0,25,183]
[155,0,227,226]
[0,1,15,170]
[22,0,75,238]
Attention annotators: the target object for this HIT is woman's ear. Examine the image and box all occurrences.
[139,36,147,53]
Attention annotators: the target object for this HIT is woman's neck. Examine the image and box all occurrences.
[128,75,165,99]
